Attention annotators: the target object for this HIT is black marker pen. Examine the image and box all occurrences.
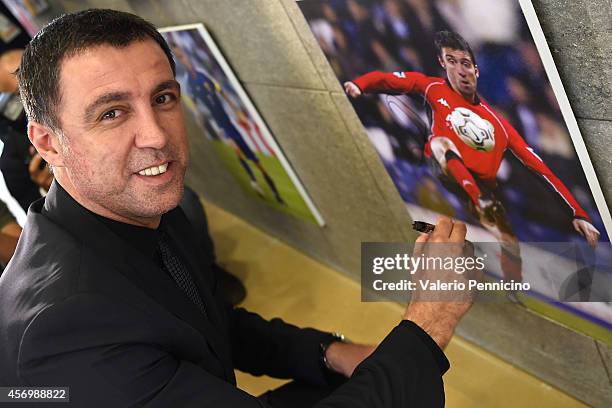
[412,221,435,234]
[413,220,474,250]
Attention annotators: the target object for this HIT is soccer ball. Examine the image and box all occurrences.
[446,107,496,152]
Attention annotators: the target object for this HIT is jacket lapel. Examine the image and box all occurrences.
[163,208,236,382]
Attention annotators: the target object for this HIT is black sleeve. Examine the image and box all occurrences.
[228,305,332,386]
[20,295,448,408]
[18,294,267,408]
[315,320,449,408]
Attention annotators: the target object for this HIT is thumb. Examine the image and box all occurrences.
[413,233,429,257]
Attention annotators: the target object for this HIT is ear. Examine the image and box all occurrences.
[475,65,480,78]
[438,56,445,69]
[28,121,65,167]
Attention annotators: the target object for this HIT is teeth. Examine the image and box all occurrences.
[138,163,168,176]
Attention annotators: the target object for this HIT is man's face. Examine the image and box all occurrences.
[439,47,479,101]
[53,39,189,227]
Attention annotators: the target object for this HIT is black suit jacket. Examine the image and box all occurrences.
[0,182,449,407]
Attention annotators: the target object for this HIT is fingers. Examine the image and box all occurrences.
[588,235,597,248]
[586,229,599,248]
[431,216,453,240]
[450,220,467,243]
[415,233,429,243]
[573,219,600,247]
[572,219,585,237]
[343,81,361,97]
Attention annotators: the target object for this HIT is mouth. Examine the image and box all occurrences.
[137,162,169,177]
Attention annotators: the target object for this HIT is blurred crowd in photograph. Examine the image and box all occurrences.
[300,0,607,243]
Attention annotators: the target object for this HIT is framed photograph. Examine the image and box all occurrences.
[298,0,612,337]
[159,24,325,226]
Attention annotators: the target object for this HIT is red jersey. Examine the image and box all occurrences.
[353,71,589,220]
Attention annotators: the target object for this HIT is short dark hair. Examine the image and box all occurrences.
[434,30,477,66]
[17,9,175,132]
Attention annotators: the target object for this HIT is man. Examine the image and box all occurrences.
[0,48,53,210]
[345,31,600,281]
[174,46,285,205]
[0,10,471,407]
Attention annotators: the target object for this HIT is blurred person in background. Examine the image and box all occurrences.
[0,198,19,269]
[0,48,53,209]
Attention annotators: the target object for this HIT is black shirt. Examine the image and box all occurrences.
[53,182,196,291]
[98,212,161,261]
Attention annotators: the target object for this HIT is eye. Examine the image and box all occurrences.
[155,93,176,105]
[101,109,122,121]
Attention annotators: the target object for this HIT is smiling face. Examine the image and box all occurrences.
[44,39,189,228]
[439,47,479,102]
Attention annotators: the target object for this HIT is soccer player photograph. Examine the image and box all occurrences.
[344,31,600,282]
[173,44,286,205]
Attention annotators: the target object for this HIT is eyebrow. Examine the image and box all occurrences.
[445,55,472,64]
[83,80,181,123]
[83,91,131,123]
[152,79,180,96]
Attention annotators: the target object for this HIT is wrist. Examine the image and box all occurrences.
[319,333,355,384]
[324,341,342,373]
[404,305,456,349]
[320,333,346,370]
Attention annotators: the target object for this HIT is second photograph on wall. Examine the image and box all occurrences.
[298,0,612,337]
[159,24,325,226]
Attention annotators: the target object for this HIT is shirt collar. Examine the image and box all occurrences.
[98,215,162,259]
[52,182,162,259]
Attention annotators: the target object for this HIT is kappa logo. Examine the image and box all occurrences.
[437,98,450,108]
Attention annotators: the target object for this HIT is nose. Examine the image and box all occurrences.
[134,107,168,150]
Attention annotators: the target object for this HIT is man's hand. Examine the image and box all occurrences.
[403,217,477,350]
[324,342,376,378]
[343,81,362,98]
[572,218,600,248]
[28,152,53,191]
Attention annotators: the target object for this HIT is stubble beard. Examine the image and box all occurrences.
[61,139,187,223]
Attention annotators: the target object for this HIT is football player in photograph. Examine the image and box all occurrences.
[344,31,600,282]
[172,42,286,205]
